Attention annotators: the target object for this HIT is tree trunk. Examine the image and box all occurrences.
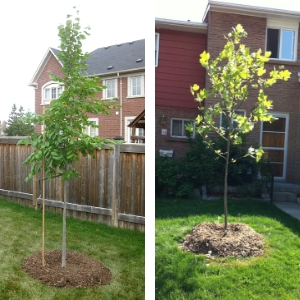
[62,180,68,268]
[224,133,231,232]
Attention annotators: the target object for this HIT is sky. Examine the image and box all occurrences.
[0,0,152,122]
[1,0,299,122]
[156,0,300,22]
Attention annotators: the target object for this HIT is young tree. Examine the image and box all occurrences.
[190,24,290,231]
[19,9,119,267]
[5,104,34,136]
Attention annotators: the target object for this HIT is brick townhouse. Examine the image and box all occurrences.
[29,39,145,143]
[156,1,300,184]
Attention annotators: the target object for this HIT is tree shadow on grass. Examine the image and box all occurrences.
[155,198,300,237]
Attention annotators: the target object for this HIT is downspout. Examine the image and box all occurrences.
[117,72,123,138]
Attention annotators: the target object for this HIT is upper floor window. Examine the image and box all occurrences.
[83,118,98,137]
[128,75,145,97]
[103,78,117,99]
[155,33,159,67]
[266,20,298,61]
[171,118,195,138]
[220,110,246,130]
[42,82,63,105]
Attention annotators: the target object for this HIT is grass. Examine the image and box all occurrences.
[156,198,300,300]
[0,198,144,300]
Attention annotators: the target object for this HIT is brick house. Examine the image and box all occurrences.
[29,39,145,143]
[156,1,300,184]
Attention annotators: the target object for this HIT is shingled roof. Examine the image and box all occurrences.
[29,39,145,86]
[52,39,145,75]
[87,39,145,75]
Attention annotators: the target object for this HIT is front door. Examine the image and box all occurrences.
[260,114,289,179]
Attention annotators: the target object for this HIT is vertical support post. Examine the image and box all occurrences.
[42,106,46,266]
[111,144,120,227]
[62,179,68,268]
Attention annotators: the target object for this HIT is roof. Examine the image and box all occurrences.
[87,39,145,76]
[29,39,145,86]
[204,1,300,22]
[155,18,207,34]
[128,109,145,128]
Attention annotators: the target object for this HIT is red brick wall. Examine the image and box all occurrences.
[205,11,300,183]
[156,106,200,160]
[34,53,145,140]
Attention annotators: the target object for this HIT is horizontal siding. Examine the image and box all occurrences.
[156,28,207,109]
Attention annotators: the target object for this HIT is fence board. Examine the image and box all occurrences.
[0,137,145,232]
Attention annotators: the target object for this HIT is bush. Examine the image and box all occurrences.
[155,156,179,197]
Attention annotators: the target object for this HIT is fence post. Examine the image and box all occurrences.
[111,144,120,227]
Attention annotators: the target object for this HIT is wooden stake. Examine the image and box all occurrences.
[42,106,45,267]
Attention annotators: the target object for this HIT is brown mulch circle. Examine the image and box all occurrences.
[181,222,264,258]
[22,250,112,288]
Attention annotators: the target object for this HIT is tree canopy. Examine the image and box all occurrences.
[4,104,34,136]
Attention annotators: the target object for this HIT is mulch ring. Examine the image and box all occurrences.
[22,250,112,288]
[181,222,264,258]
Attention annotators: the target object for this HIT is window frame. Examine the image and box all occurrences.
[42,81,63,105]
[83,118,99,137]
[103,78,118,99]
[170,118,195,139]
[220,109,246,130]
[155,33,160,67]
[266,19,298,61]
[127,74,145,98]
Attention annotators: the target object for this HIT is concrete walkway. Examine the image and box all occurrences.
[274,202,300,222]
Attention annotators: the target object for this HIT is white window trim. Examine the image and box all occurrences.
[155,33,160,67]
[220,109,246,130]
[83,118,99,137]
[259,112,289,180]
[127,74,145,98]
[266,19,298,61]
[41,81,63,105]
[171,118,195,139]
[102,78,118,100]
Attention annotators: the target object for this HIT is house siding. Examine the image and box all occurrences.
[155,28,207,159]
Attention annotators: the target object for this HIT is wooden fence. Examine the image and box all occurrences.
[0,137,145,232]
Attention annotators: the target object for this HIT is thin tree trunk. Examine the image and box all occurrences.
[224,134,231,232]
[62,180,68,268]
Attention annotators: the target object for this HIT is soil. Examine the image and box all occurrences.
[22,250,112,288]
[181,222,264,258]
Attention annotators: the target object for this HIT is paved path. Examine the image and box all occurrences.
[274,202,300,221]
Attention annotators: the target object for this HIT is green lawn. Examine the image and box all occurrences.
[156,198,300,300]
[0,198,144,300]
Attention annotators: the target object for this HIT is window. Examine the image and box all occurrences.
[171,119,195,138]
[83,118,98,137]
[128,75,145,97]
[103,78,117,99]
[155,33,159,67]
[42,82,63,104]
[266,20,297,61]
[220,110,246,130]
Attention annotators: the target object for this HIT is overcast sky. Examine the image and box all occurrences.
[1,0,299,123]
[0,0,151,122]
[156,0,300,22]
